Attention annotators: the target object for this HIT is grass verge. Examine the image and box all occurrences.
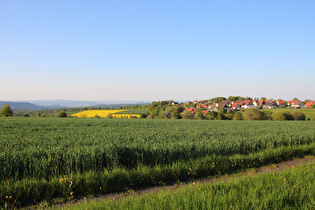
[69,161,315,209]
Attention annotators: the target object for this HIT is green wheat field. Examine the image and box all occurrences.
[1,118,314,208]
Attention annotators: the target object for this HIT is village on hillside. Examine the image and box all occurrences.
[170,98,315,117]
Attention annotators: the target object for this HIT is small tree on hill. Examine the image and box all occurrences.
[158,110,166,119]
[0,104,13,117]
[194,110,203,120]
[291,112,306,121]
[233,111,243,120]
[177,106,184,113]
[139,113,148,119]
[181,110,193,119]
[171,111,181,119]
[243,109,264,120]
[271,112,286,121]
[57,111,67,117]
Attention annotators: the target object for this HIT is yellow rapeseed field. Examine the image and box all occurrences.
[70,110,140,119]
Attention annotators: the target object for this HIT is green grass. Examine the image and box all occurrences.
[67,161,315,210]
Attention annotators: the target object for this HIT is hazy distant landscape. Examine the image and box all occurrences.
[0,100,151,110]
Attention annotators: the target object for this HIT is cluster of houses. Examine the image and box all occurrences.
[172,99,315,116]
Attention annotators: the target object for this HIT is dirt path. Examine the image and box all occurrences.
[53,155,315,209]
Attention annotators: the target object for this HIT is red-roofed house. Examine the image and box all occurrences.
[196,104,208,109]
[185,107,195,112]
[202,110,209,116]
[231,102,243,110]
[253,100,265,108]
[276,100,286,108]
[288,100,297,106]
[242,100,255,109]
[305,101,315,108]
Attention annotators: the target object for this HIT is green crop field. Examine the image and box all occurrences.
[69,161,315,209]
[1,118,315,207]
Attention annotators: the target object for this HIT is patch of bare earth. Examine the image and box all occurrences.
[49,156,315,209]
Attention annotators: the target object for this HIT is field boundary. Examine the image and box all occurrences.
[55,155,315,209]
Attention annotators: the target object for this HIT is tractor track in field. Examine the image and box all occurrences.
[48,155,315,209]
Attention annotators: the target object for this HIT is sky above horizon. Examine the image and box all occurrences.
[1,0,315,102]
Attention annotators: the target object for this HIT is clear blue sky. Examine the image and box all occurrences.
[1,0,314,101]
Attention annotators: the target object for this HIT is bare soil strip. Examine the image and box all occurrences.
[50,155,315,209]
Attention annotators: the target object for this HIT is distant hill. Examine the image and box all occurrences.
[27,100,101,108]
[25,100,150,108]
[0,100,152,111]
[0,101,48,111]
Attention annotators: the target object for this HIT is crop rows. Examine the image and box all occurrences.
[1,118,314,181]
[71,161,315,209]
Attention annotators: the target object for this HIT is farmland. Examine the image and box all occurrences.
[69,161,315,209]
[1,118,315,207]
[70,110,140,118]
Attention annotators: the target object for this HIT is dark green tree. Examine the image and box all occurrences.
[208,111,218,119]
[243,109,265,120]
[233,111,243,120]
[158,110,166,119]
[171,111,181,119]
[227,96,245,101]
[177,106,184,113]
[291,112,306,121]
[139,113,148,119]
[0,104,13,117]
[210,97,226,104]
[264,111,273,120]
[181,110,193,119]
[194,110,203,120]
[57,111,67,117]
[165,106,175,114]
[271,112,287,121]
